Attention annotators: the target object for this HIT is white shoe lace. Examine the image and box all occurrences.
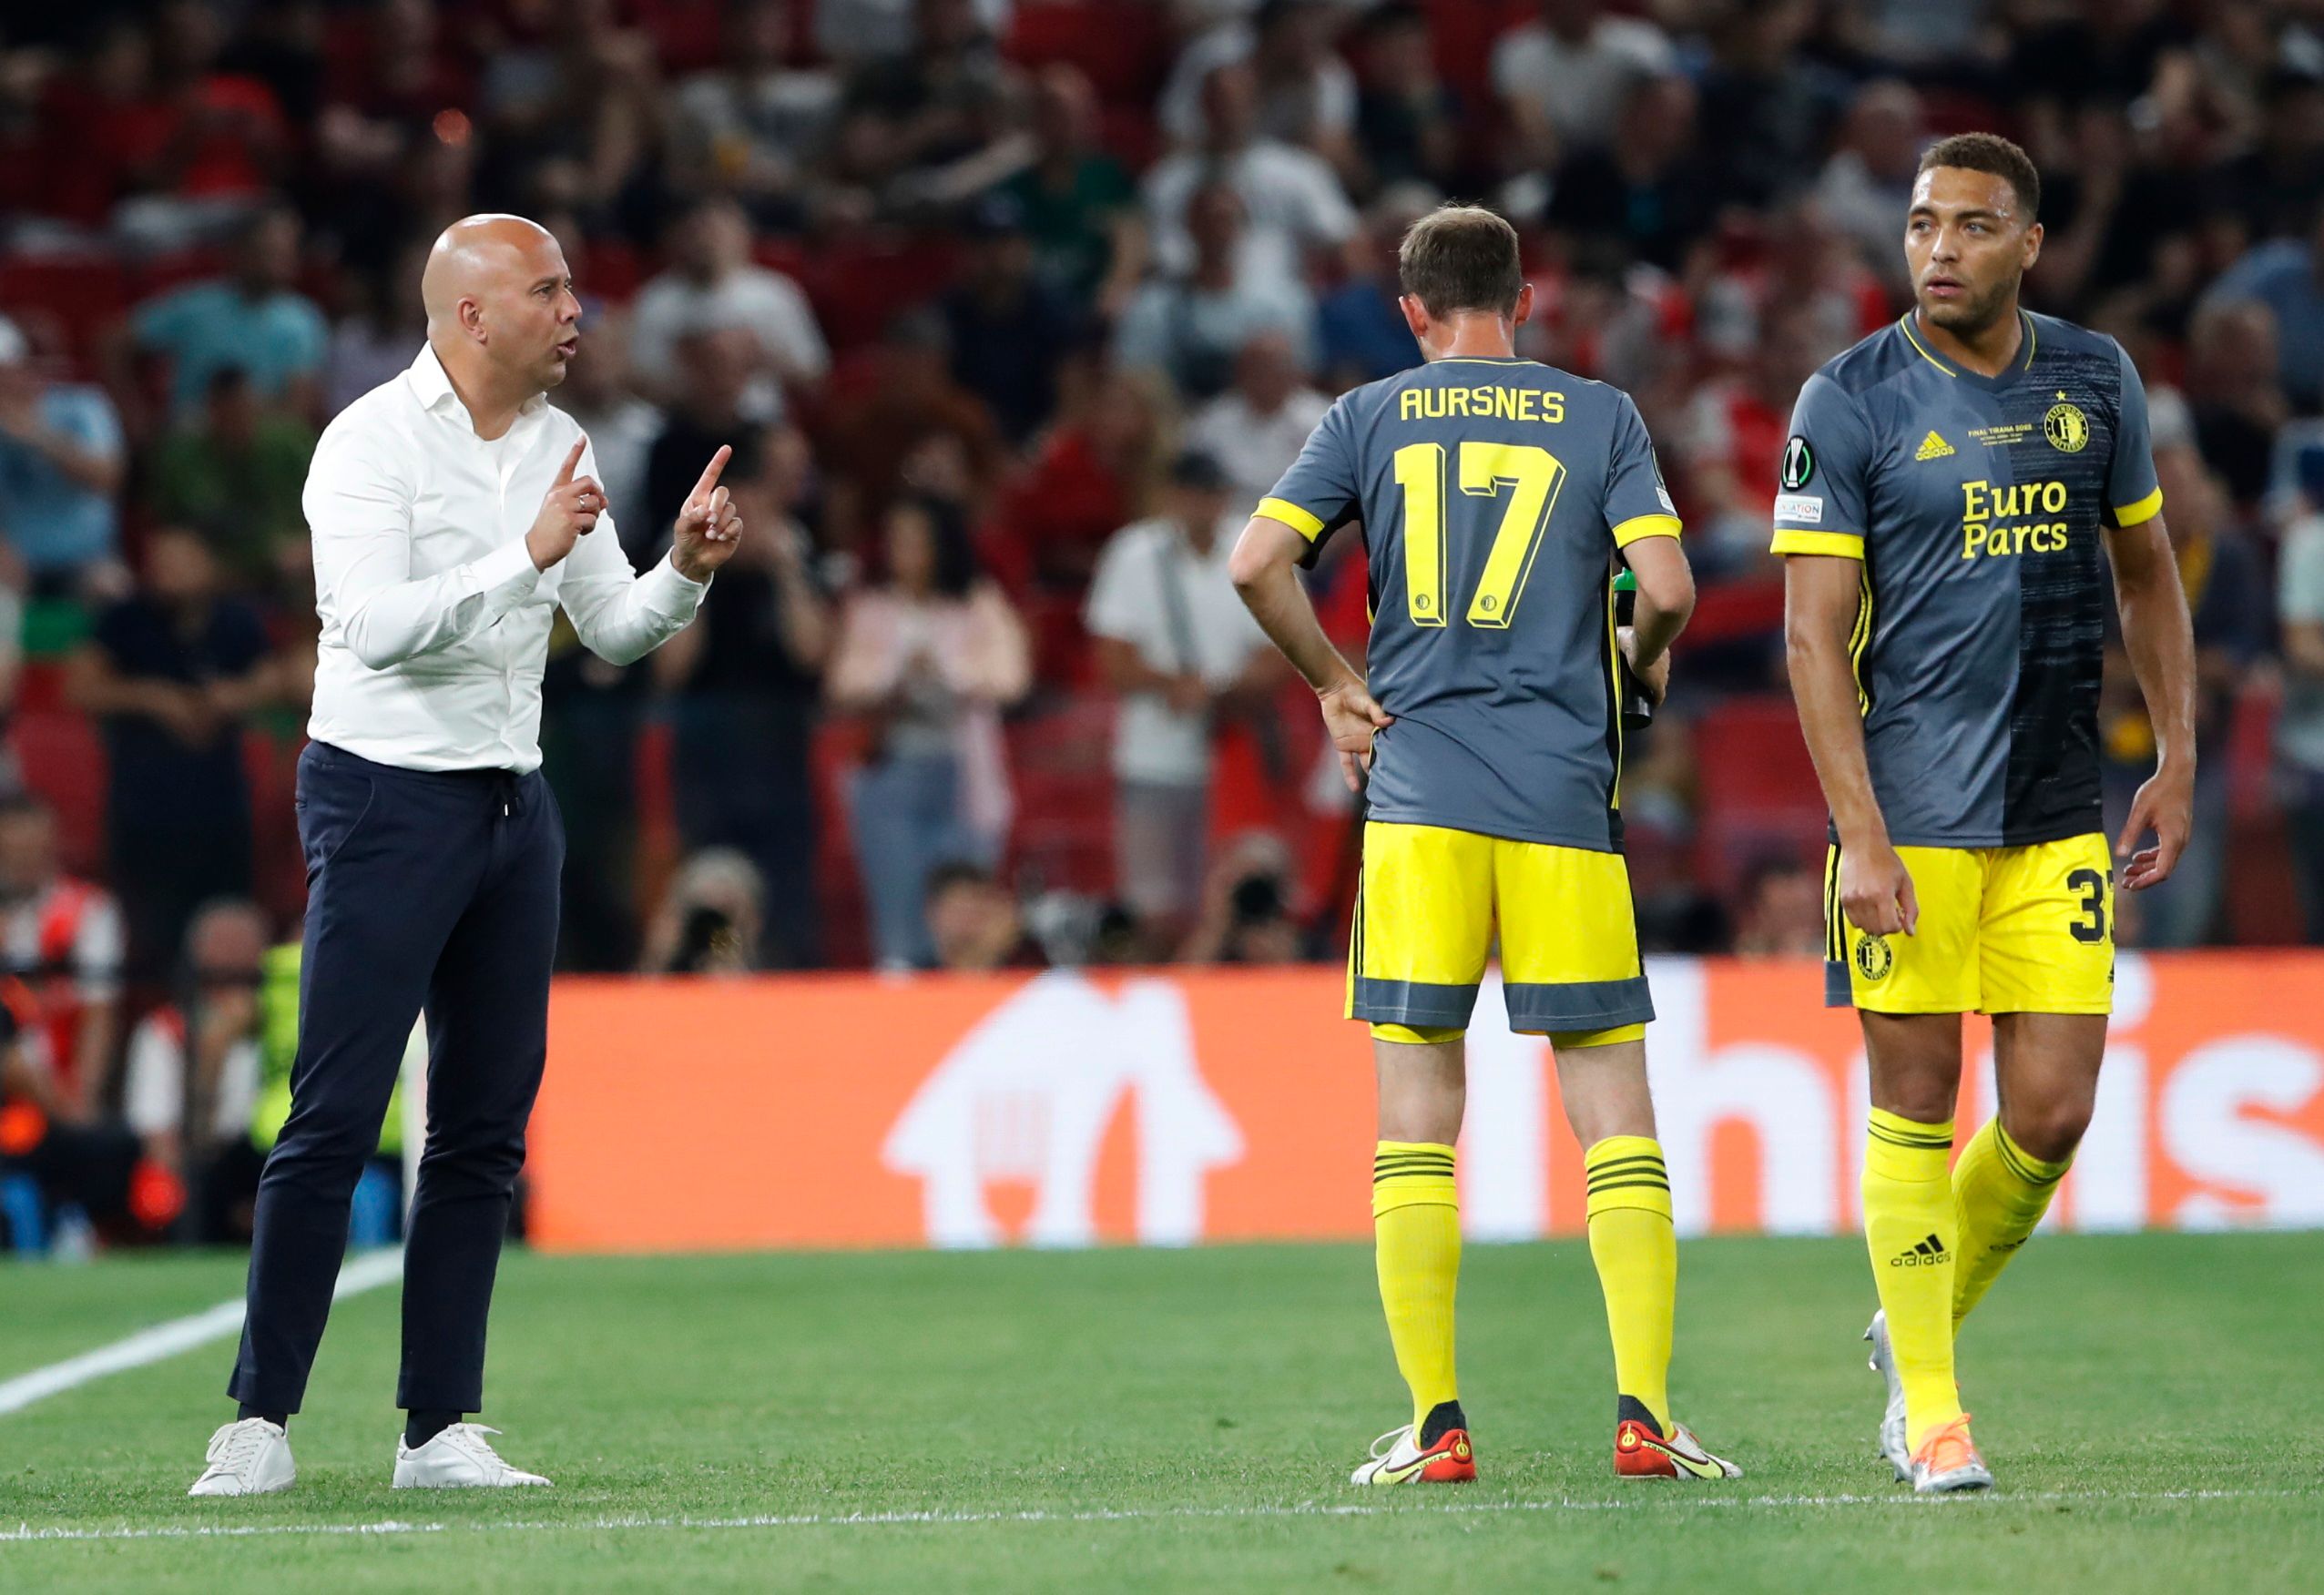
[429,1423,515,1472]
[1366,1426,1413,1463]
[205,1420,274,1478]
[436,1429,506,1467]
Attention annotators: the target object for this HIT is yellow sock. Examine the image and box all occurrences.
[1952,1118,2071,1329]
[1372,1141,1461,1437]
[1584,1135,1676,1435]
[1862,1109,1962,1452]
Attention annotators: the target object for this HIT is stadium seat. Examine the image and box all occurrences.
[631,0,729,75]
[1004,2,1170,103]
[810,719,873,968]
[14,661,68,716]
[243,731,307,924]
[0,254,128,374]
[12,709,109,878]
[135,248,229,299]
[2227,684,2278,822]
[1422,0,1535,100]
[1689,695,1828,894]
[794,234,962,352]
[1005,696,1117,898]
[584,238,643,305]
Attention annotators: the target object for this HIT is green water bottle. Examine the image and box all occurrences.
[1613,566,1653,729]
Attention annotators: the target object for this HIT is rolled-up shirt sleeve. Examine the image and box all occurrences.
[306,422,542,669]
[555,436,709,666]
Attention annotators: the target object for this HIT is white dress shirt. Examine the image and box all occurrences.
[304,345,708,773]
[1185,385,1331,508]
[1084,514,1270,787]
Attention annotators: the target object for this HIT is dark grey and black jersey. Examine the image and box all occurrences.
[1257,357,1679,852]
[1771,311,2162,848]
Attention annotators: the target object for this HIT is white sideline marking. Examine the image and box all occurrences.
[0,1250,404,1417]
[0,1487,2301,1547]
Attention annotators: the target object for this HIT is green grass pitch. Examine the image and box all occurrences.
[3,1232,2319,1592]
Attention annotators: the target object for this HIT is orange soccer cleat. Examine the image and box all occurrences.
[1614,1399,1743,1480]
[1351,1423,1478,1485]
[1909,1413,1993,1495]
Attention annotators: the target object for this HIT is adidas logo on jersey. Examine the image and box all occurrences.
[1915,431,1956,461]
[1891,1233,1950,1266]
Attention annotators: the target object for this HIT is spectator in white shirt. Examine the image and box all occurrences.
[628,196,829,422]
[327,242,433,419]
[1086,450,1285,949]
[816,0,1012,65]
[189,214,741,1498]
[1491,0,1676,168]
[1159,0,1358,160]
[1187,330,1331,510]
[1116,180,1318,400]
[666,0,842,225]
[1143,59,1357,302]
[1811,79,1929,288]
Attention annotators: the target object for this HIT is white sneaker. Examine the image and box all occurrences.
[392,1423,551,1488]
[1865,1310,1910,1482]
[1349,1422,1476,1485]
[189,1417,295,1497]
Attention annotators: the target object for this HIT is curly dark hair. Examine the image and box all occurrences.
[1917,132,2042,222]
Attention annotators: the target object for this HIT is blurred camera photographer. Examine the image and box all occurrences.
[639,849,768,976]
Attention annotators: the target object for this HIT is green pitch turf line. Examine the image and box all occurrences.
[4,1485,2309,1545]
[0,1249,402,1416]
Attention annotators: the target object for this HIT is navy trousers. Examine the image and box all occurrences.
[230,741,563,1416]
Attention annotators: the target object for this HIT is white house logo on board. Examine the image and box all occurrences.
[882,973,1244,1248]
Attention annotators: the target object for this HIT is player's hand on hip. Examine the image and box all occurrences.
[672,444,745,583]
[526,436,603,571]
[2117,761,2193,890]
[1617,625,1670,707]
[1318,678,1391,793]
[1840,839,1919,937]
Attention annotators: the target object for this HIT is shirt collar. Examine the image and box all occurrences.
[404,342,548,430]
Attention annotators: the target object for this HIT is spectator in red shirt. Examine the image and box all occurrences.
[998,368,1174,595]
[818,310,1005,557]
[0,796,124,1126]
[106,1,289,249]
[1678,299,1838,574]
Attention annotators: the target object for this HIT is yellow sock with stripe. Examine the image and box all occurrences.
[1951,1118,2072,1329]
[1862,1109,1962,1452]
[1372,1142,1462,1439]
[1584,1135,1677,1436]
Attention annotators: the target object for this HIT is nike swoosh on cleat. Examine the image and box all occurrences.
[1374,1455,1450,1483]
[1634,1436,1725,1478]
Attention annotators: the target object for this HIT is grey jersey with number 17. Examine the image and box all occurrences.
[1253,356,1680,853]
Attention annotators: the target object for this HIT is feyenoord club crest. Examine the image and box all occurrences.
[2044,395,2090,453]
[1855,935,1894,981]
[1780,435,1815,490]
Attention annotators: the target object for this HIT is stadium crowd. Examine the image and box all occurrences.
[4,0,2324,1244]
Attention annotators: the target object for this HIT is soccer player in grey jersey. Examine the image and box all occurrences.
[1774,133,2197,1495]
[1230,205,1738,1488]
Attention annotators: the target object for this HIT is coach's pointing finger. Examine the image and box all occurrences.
[670,451,749,581]
[688,445,732,512]
[526,457,603,570]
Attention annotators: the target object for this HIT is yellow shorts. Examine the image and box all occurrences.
[1349,820,1653,1043]
[1825,833,2115,1015]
